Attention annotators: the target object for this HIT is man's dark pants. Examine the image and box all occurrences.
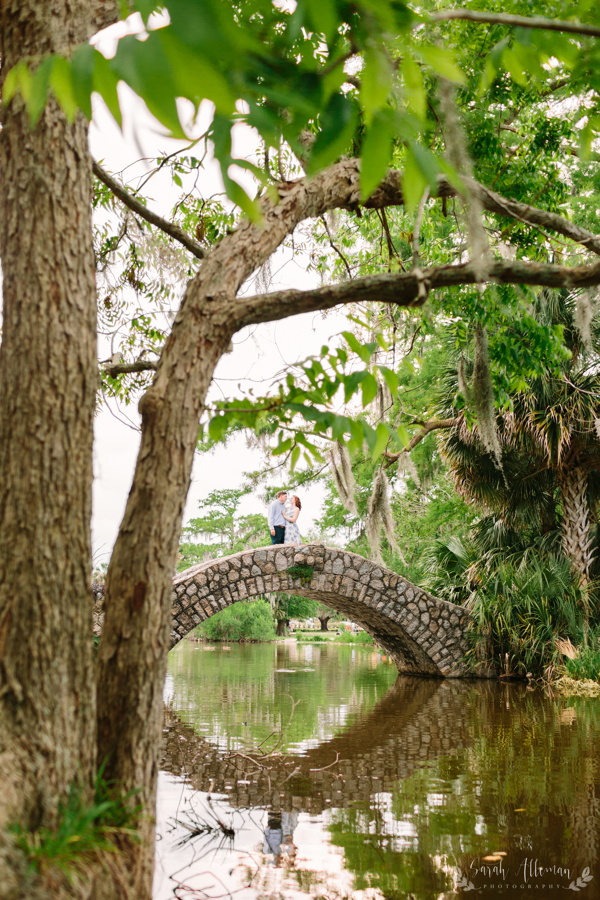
[270,526,285,545]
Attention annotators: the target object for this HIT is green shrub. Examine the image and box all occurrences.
[564,645,600,682]
[286,564,314,584]
[195,599,276,642]
[296,633,330,642]
[468,555,594,676]
[334,631,375,644]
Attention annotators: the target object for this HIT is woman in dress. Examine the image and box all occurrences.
[283,495,302,545]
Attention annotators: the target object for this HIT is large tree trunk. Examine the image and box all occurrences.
[559,466,595,588]
[0,1,104,893]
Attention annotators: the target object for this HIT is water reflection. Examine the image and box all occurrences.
[158,643,600,900]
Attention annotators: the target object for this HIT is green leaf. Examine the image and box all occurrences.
[306,0,337,41]
[272,437,293,456]
[511,41,546,81]
[361,372,378,407]
[403,142,438,214]
[360,47,393,125]
[363,422,377,452]
[342,331,373,364]
[3,61,33,106]
[49,56,77,122]
[501,47,528,87]
[211,115,260,219]
[308,93,358,174]
[380,366,398,396]
[402,55,426,121]
[290,445,301,471]
[2,67,18,104]
[372,422,391,460]
[208,415,229,442]
[360,108,396,200]
[28,57,54,126]
[110,34,184,138]
[160,30,235,114]
[418,45,466,85]
[478,56,496,96]
[93,51,122,127]
[71,43,96,120]
[397,424,410,448]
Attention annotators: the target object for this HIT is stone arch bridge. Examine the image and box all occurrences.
[169,543,473,677]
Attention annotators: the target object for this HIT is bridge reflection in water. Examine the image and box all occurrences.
[160,672,600,900]
[162,677,472,816]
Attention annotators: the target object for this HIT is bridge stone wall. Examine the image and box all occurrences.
[169,543,473,677]
[92,543,476,677]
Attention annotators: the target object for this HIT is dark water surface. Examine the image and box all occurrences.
[155,641,600,900]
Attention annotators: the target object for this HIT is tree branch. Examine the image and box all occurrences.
[430,9,600,38]
[383,419,458,467]
[360,169,600,257]
[92,160,207,261]
[234,257,600,328]
[103,360,158,378]
[467,178,600,255]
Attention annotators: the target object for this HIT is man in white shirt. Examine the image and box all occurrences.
[268,491,287,544]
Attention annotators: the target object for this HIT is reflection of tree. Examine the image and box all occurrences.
[328,687,600,899]
[167,641,397,753]
[163,668,600,900]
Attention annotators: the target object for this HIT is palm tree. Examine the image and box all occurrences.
[436,294,600,589]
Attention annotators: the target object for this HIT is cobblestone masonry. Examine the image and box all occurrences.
[94,543,474,677]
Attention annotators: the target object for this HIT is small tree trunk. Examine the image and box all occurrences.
[319,617,331,632]
[559,466,594,633]
[276,619,288,637]
[559,466,595,583]
[0,0,101,888]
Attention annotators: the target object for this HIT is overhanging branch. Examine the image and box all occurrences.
[92,160,207,261]
[234,258,600,329]
[430,9,600,38]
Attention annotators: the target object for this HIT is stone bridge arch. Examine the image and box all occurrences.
[170,543,473,677]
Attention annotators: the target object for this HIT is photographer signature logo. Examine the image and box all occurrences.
[455,858,593,892]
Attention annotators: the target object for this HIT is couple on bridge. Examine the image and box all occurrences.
[268,490,302,545]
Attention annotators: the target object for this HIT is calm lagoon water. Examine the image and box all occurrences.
[154,641,600,900]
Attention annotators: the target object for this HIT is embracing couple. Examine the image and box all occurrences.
[268,490,302,545]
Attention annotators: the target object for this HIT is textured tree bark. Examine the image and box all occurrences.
[558,466,595,588]
[0,0,117,895]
